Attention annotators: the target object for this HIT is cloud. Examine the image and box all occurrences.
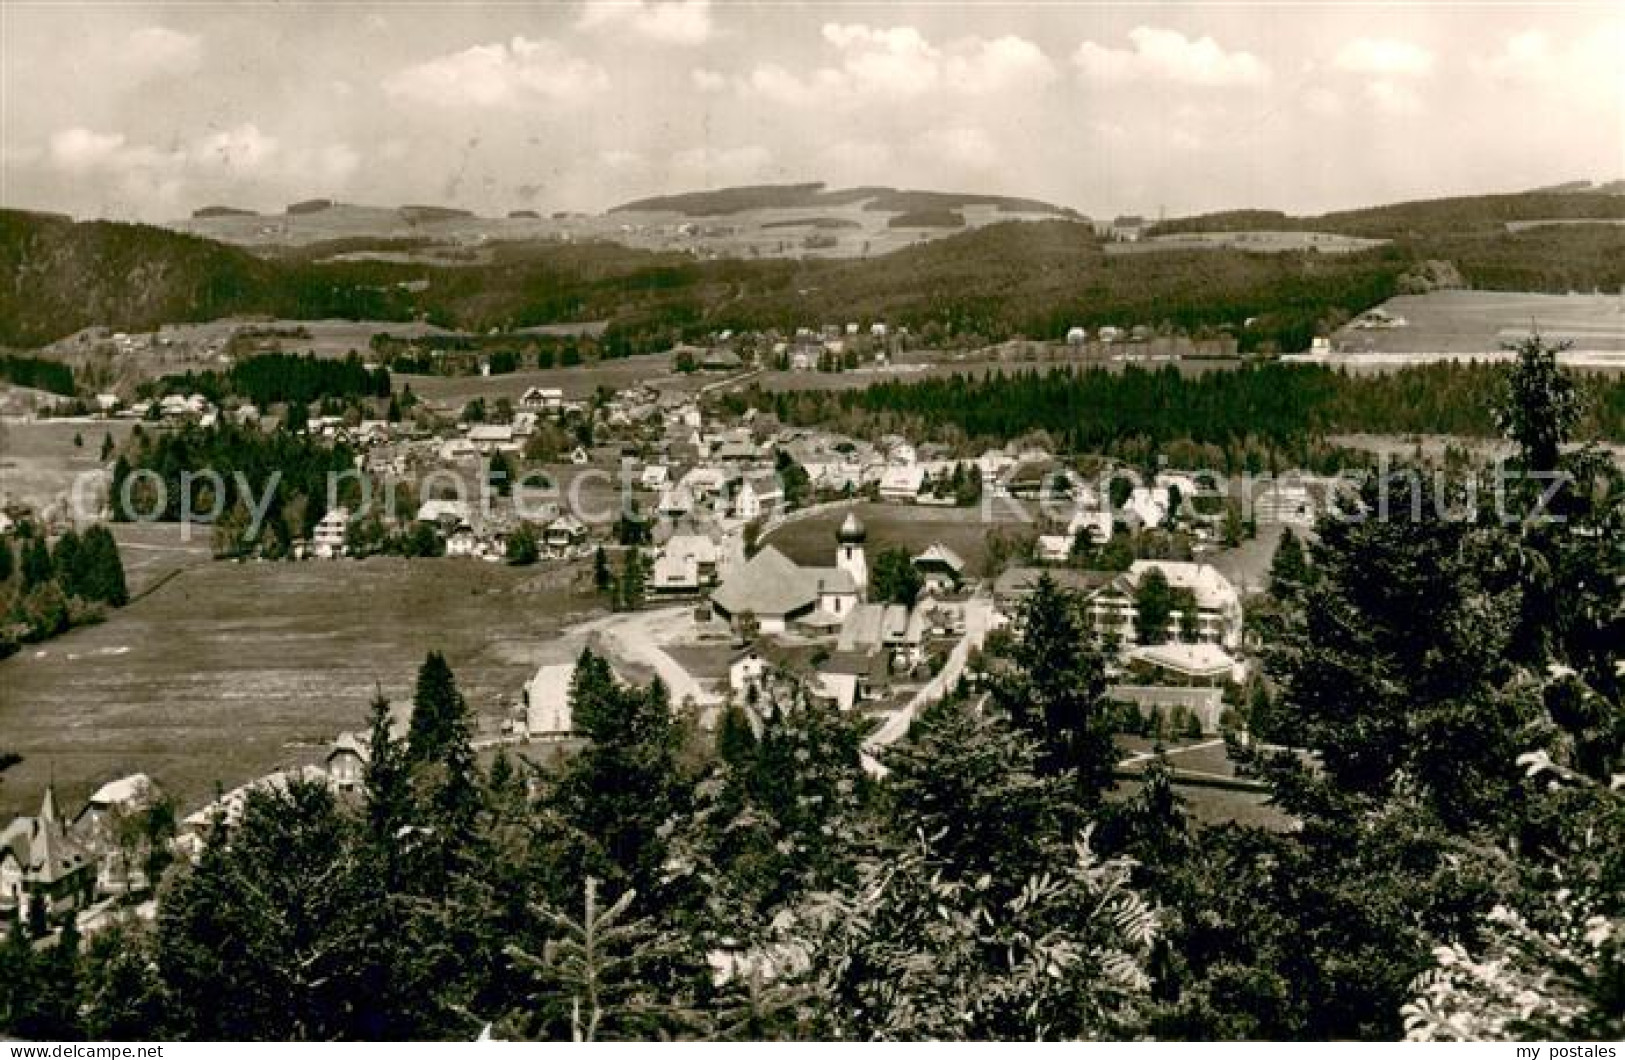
[1475,22,1622,109]
[383,37,609,108]
[732,23,1055,107]
[1332,38,1435,77]
[598,148,645,171]
[690,68,727,93]
[126,26,204,75]
[577,1,712,46]
[669,144,775,186]
[1073,27,1270,87]
[189,124,280,173]
[40,124,361,213]
[1364,80,1423,115]
[913,127,998,171]
[1303,87,1345,117]
[48,128,130,172]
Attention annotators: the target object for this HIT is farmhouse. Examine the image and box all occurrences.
[651,533,722,595]
[1036,534,1074,564]
[870,465,920,505]
[992,567,1116,615]
[1124,486,1171,529]
[445,523,480,557]
[1254,483,1316,526]
[912,543,967,595]
[700,347,744,371]
[73,774,163,896]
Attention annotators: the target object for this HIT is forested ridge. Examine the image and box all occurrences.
[1,341,1620,1042]
[742,362,1625,465]
[5,186,1623,352]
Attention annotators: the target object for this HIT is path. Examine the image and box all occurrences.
[574,605,722,709]
[861,593,996,772]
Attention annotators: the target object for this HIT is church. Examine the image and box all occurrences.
[708,513,869,635]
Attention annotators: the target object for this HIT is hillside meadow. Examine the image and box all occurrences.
[0,556,602,817]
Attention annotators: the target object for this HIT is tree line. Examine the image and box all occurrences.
[110,423,359,556]
[741,361,1625,470]
[0,354,75,396]
[1,520,128,658]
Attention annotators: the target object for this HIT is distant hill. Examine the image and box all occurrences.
[610,182,1079,219]
[399,205,475,224]
[10,180,1623,353]
[0,209,412,347]
[286,198,336,216]
[1151,191,1625,239]
[888,208,966,229]
[192,205,259,219]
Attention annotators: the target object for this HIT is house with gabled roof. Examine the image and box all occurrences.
[1,788,94,919]
[912,543,967,595]
[733,472,783,521]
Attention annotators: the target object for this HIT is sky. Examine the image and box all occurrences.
[2,1,1621,222]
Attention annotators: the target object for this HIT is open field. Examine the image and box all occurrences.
[1328,290,1625,359]
[400,353,703,406]
[0,417,136,516]
[0,557,603,817]
[1107,230,1387,256]
[1113,736,1294,831]
[750,345,1242,395]
[109,521,215,596]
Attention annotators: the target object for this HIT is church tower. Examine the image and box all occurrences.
[836,512,868,595]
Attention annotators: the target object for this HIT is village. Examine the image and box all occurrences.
[2,319,1328,938]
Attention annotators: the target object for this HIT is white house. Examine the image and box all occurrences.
[311,507,351,559]
[1124,486,1171,529]
[651,533,721,594]
[520,387,565,412]
[523,663,575,739]
[733,473,783,521]
[1036,534,1074,564]
[467,423,517,453]
[1085,561,1244,651]
[445,523,480,557]
[878,464,926,503]
[640,464,671,491]
[728,648,770,699]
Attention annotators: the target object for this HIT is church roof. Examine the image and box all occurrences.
[711,546,820,619]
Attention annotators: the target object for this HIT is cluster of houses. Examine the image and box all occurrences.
[993,558,1248,733]
[2,774,166,924]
